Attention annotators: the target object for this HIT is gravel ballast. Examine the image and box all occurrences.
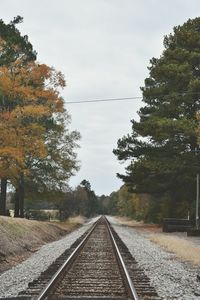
[0,217,99,298]
[107,216,200,300]
[1,215,200,299]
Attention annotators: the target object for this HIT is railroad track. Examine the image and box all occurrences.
[18,216,161,300]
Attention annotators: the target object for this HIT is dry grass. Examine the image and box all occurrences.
[115,216,161,232]
[0,215,84,273]
[149,234,200,266]
[67,215,86,225]
[116,216,143,227]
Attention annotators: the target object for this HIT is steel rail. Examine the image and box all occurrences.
[33,217,101,300]
[105,217,140,300]
[33,216,140,300]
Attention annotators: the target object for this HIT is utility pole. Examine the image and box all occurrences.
[195,148,199,229]
[196,173,199,229]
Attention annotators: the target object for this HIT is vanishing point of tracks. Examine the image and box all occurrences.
[19,216,161,300]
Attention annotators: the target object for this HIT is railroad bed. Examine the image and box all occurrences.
[15,216,160,300]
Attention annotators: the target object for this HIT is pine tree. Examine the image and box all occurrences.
[114,17,200,218]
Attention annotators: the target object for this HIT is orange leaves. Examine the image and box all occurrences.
[0,111,12,121]
[0,117,48,178]
[0,58,66,179]
[0,37,6,51]
[12,105,51,119]
[0,67,13,94]
[55,97,65,112]
[0,59,65,113]
[0,147,24,164]
[47,68,66,89]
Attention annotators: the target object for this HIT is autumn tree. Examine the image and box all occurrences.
[0,17,81,218]
[0,16,36,215]
[0,57,69,217]
[114,17,200,220]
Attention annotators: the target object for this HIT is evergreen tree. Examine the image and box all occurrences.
[114,17,200,218]
[79,180,98,217]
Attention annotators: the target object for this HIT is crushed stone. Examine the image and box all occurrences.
[107,216,200,300]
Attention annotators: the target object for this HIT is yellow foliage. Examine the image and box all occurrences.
[0,59,65,179]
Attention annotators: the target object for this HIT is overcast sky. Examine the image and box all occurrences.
[1,0,200,195]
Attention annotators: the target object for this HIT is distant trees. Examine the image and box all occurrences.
[58,180,99,219]
[101,186,150,221]
[114,17,200,221]
[0,17,80,217]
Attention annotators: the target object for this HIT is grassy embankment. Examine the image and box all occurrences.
[149,234,200,266]
[0,215,85,273]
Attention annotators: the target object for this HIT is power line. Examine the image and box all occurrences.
[65,96,142,104]
[65,91,200,104]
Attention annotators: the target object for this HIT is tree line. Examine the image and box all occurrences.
[0,17,80,217]
[22,179,100,220]
[113,17,200,223]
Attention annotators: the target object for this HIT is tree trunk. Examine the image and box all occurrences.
[14,173,25,218]
[19,173,24,218]
[14,187,20,217]
[0,178,7,215]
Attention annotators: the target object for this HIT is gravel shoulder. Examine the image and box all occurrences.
[107,216,200,300]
